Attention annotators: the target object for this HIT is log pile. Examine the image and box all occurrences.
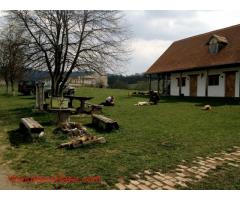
[58,135,106,149]
[53,122,88,137]
[55,122,106,149]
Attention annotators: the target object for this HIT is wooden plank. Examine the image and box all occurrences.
[20,117,44,134]
[92,114,116,123]
[190,75,198,97]
[225,71,236,97]
[21,118,43,129]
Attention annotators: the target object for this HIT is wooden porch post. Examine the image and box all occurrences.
[157,74,160,94]
[179,72,182,96]
[149,74,152,91]
[205,70,208,97]
[239,70,240,98]
[162,73,165,95]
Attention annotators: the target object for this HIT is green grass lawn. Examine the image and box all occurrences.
[1,86,240,189]
[187,164,240,189]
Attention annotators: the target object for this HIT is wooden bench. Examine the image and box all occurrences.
[85,103,103,114]
[20,117,44,137]
[92,114,119,131]
[130,91,150,97]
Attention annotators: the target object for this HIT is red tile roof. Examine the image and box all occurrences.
[146,24,240,74]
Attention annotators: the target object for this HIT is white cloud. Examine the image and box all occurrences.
[125,10,240,74]
[126,39,171,74]
[195,11,240,30]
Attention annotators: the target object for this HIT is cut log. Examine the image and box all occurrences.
[58,136,106,149]
[20,117,44,137]
[92,114,119,131]
[85,103,103,114]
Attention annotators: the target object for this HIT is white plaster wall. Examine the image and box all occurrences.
[235,71,240,97]
[171,73,183,96]
[207,70,225,97]
[197,74,206,97]
[170,67,240,97]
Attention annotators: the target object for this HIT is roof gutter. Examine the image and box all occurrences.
[145,62,240,75]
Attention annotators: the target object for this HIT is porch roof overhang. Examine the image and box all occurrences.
[145,62,240,75]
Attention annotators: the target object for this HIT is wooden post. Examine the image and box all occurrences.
[179,72,182,96]
[157,74,160,94]
[205,70,208,97]
[162,74,165,95]
[239,70,240,98]
[149,74,152,91]
[35,81,45,111]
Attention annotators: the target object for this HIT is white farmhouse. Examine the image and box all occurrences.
[146,24,240,97]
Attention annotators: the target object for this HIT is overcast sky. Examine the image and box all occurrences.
[1,10,240,75]
[125,10,240,75]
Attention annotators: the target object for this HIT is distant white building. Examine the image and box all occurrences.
[146,24,240,97]
[68,72,108,88]
[41,71,108,88]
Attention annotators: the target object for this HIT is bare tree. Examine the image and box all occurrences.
[0,23,26,95]
[9,10,129,96]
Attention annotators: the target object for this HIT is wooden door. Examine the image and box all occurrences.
[190,75,198,96]
[225,71,236,97]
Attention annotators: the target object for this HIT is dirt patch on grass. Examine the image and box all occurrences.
[0,144,22,189]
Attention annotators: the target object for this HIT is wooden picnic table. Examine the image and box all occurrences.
[64,95,94,113]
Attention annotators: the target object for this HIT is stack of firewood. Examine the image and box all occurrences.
[58,135,106,149]
[54,122,88,137]
[56,122,106,149]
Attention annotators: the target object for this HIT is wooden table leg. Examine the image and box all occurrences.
[68,98,73,108]
[76,100,86,113]
[80,100,85,110]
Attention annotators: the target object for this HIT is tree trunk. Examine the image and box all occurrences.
[5,79,9,94]
[51,77,62,97]
[10,79,15,96]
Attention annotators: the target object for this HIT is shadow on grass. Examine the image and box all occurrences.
[6,107,52,121]
[40,120,55,126]
[18,95,35,100]
[8,129,33,147]
[160,96,240,107]
[85,123,119,134]
[9,107,47,117]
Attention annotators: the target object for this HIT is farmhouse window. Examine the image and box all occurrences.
[209,38,219,54]
[207,35,228,54]
[177,77,186,87]
[208,75,219,86]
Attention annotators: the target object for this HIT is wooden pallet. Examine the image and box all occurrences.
[92,114,119,131]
